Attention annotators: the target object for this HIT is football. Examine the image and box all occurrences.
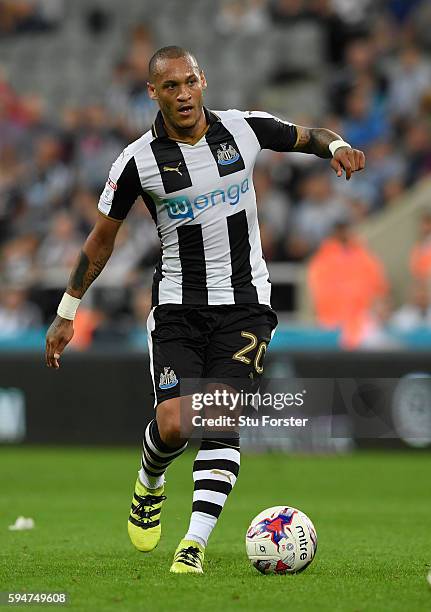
[246,505,317,575]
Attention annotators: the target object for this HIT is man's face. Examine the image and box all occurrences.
[147,56,207,131]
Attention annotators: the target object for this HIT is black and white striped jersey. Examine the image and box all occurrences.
[98,107,297,306]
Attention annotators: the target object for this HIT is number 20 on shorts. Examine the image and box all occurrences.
[232,331,267,374]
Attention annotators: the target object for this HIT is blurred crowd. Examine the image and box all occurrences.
[1,0,431,349]
[307,211,431,349]
[0,0,63,34]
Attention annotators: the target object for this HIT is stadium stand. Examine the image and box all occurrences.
[0,0,431,349]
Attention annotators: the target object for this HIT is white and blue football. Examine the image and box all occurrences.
[246,505,317,575]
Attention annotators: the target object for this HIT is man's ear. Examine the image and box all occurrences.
[200,71,207,90]
[147,82,157,100]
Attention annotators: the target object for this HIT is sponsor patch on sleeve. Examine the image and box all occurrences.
[98,179,116,212]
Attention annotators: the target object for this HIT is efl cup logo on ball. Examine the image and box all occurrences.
[245,506,317,575]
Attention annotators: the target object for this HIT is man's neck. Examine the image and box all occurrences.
[162,109,208,145]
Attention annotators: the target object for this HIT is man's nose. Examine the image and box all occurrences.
[177,85,192,101]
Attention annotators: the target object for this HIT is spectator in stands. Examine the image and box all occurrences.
[287,166,349,259]
[411,0,431,51]
[254,161,290,260]
[19,94,51,145]
[335,137,407,213]
[72,188,99,236]
[387,45,431,124]
[308,218,389,349]
[0,0,63,35]
[329,36,387,116]
[266,0,324,87]
[36,210,83,270]
[386,0,425,26]
[410,210,431,281]
[0,68,28,152]
[361,139,406,210]
[0,286,41,335]
[75,104,123,192]
[106,24,156,136]
[357,296,399,350]
[381,176,406,207]
[216,0,269,36]
[23,135,72,235]
[268,0,308,24]
[0,234,38,285]
[0,145,24,241]
[70,307,102,350]
[390,282,431,331]
[342,85,389,150]
[403,120,431,186]
[329,0,374,28]
[101,223,153,287]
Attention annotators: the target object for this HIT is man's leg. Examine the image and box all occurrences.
[185,434,240,545]
[128,398,190,552]
[139,402,188,490]
[169,304,278,572]
[170,433,240,574]
[128,304,206,552]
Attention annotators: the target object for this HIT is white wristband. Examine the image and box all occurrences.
[57,293,81,320]
[329,139,351,157]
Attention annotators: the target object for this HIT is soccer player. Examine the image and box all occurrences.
[45,46,365,573]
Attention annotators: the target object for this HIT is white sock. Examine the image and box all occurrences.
[185,511,216,547]
[184,436,240,548]
[138,468,164,490]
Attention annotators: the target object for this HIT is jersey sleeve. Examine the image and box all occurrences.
[244,110,298,152]
[98,152,143,221]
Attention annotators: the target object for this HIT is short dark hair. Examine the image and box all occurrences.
[148,45,198,79]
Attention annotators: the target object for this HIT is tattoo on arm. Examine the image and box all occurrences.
[70,251,90,291]
[68,245,112,297]
[294,127,341,158]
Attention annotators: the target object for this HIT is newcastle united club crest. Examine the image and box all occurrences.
[217,143,240,165]
[159,367,178,389]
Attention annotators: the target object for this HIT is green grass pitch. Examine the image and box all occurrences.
[0,447,430,611]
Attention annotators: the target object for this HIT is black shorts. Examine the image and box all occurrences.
[147,303,278,407]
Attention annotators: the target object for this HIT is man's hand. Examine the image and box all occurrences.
[293,127,366,179]
[331,147,365,180]
[45,316,74,369]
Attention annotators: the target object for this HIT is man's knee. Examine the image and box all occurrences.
[156,398,184,447]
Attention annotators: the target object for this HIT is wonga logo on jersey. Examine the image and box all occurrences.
[163,196,194,220]
[163,178,249,220]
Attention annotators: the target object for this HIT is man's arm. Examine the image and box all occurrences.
[293,125,366,180]
[45,214,121,369]
[244,112,365,179]
[67,217,120,298]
